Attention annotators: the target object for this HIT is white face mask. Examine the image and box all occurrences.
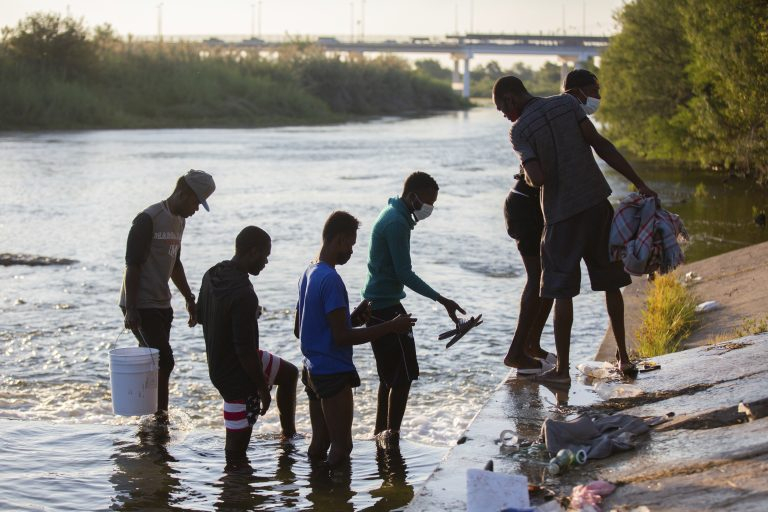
[413,202,433,221]
[582,96,600,115]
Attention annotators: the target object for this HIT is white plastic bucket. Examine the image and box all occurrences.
[109,347,159,416]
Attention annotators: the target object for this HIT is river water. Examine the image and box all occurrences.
[1,106,766,511]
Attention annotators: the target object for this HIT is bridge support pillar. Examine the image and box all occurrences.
[558,56,578,86]
[452,59,460,87]
[560,60,570,86]
[462,57,471,98]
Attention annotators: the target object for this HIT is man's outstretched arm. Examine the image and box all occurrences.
[385,224,466,322]
[579,118,657,198]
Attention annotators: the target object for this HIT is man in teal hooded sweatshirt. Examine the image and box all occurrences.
[362,171,465,446]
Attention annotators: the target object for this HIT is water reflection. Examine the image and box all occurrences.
[368,446,414,511]
[214,471,268,511]
[110,423,182,511]
[306,460,355,512]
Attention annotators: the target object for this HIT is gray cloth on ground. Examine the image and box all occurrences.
[541,413,650,459]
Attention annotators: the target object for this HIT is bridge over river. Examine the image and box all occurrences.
[206,33,610,97]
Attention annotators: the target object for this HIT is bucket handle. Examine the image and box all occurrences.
[114,328,159,371]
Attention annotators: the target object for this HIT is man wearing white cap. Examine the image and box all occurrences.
[120,169,216,418]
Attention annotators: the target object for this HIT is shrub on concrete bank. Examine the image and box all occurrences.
[636,274,697,357]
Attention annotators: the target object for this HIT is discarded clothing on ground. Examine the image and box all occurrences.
[570,480,616,512]
[609,193,688,276]
[541,413,650,459]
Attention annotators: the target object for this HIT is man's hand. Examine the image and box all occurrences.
[437,296,466,324]
[636,183,658,199]
[350,299,372,327]
[185,295,197,327]
[124,307,141,331]
[257,385,272,416]
[389,313,417,334]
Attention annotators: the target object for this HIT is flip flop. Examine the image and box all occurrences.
[638,361,661,372]
[515,358,555,376]
[537,352,557,366]
[441,314,483,349]
[532,371,571,386]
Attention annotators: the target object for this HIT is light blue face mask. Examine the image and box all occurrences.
[411,193,434,222]
[413,202,433,221]
[582,95,600,115]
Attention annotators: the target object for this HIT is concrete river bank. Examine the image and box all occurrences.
[408,241,768,511]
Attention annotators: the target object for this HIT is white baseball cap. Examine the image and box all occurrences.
[183,169,215,211]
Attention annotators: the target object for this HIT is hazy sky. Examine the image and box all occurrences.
[0,0,627,38]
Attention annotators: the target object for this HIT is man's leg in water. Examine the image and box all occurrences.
[321,386,354,468]
[375,383,389,435]
[505,254,549,368]
[225,427,253,472]
[605,289,631,366]
[130,308,174,415]
[385,382,411,435]
[273,361,299,438]
[307,398,330,460]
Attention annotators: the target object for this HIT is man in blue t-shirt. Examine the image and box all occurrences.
[295,211,416,468]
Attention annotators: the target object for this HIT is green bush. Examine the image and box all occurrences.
[599,0,768,182]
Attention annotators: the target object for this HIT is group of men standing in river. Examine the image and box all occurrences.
[119,69,656,471]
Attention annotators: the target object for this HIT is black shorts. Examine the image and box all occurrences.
[302,366,360,401]
[540,200,632,299]
[504,189,544,258]
[368,304,418,387]
[121,307,174,373]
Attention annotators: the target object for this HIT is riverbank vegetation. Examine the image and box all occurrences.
[600,0,768,183]
[0,13,467,130]
[636,274,698,357]
[414,58,599,98]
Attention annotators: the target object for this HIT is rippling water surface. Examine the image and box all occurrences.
[1,107,765,510]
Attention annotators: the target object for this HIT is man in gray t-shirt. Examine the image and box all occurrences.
[493,75,657,385]
[120,169,215,416]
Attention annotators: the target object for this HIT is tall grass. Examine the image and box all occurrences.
[0,39,467,130]
[635,274,698,357]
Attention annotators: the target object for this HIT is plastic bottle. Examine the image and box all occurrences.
[499,429,519,446]
[547,448,588,474]
[576,361,613,379]
[555,448,575,467]
[547,461,561,475]
[498,429,520,453]
[547,449,575,475]
[593,381,643,400]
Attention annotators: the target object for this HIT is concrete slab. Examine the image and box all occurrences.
[604,453,768,512]
[613,335,766,396]
[405,376,599,511]
[601,335,768,418]
[407,334,768,511]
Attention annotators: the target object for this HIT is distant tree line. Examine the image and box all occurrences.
[413,58,599,98]
[599,0,768,183]
[0,13,467,130]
